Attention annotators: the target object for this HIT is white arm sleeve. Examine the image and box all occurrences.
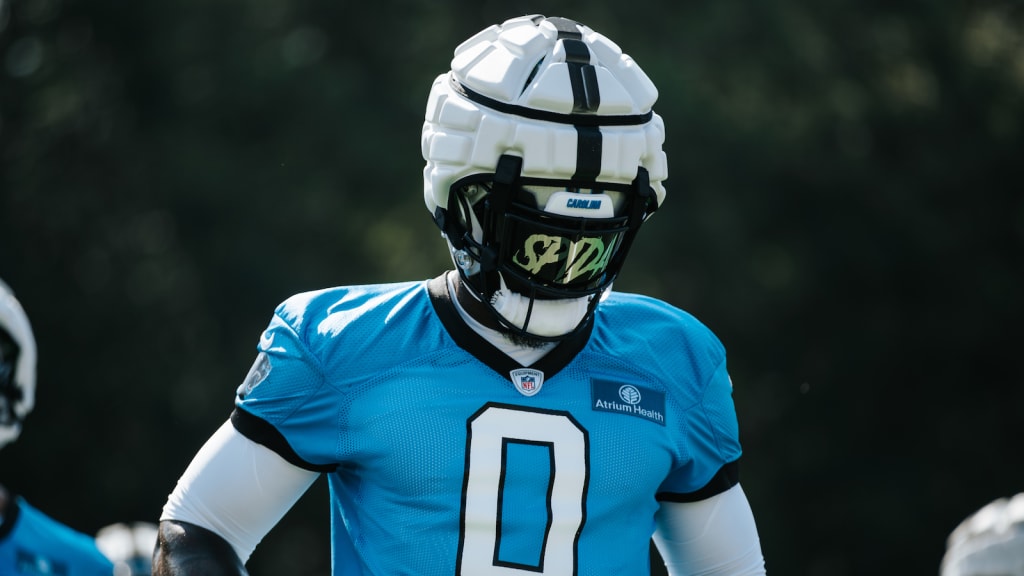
[653,483,766,575]
[160,420,320,563]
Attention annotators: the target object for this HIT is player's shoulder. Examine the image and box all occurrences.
[273,279,427,331]
[267,279,442,366]
[596,290,727,382]
[599,291,722,348]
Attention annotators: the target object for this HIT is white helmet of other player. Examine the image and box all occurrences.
[0,278,36,450]
[941,492,1024,576]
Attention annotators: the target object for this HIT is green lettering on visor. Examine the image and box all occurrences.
[512,233,618,285]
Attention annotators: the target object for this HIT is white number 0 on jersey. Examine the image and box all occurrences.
[457,403,589,575]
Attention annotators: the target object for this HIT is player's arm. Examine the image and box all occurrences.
[653,483,766,575]
[154,520,248,575]
[154,420,319,574]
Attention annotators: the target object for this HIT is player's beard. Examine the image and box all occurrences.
[503,330,550,349]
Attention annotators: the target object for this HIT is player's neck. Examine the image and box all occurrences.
[447,272,556,364]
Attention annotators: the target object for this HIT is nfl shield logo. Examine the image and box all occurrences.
[509,368,545,397]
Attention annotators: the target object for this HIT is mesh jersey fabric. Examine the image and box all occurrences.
[233,273,743,575]
[0,496,114,575]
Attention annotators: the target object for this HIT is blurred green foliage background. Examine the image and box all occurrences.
[2,0,1023,574]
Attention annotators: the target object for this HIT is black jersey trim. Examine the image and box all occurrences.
[230,408,337,473]
[427,273,592,379]
[655,460,740,503]
[0,493,20,541]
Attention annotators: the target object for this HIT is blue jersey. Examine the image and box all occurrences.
[233,273,743,575]
[0,496,113,575]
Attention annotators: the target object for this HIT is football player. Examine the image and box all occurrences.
[155,15,767,575]
[0,278,115,574]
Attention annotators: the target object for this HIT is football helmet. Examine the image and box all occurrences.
[422,14,667,340]
[941,493,1024,576]
[0,278,35,450]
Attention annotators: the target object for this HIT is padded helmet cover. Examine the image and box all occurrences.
[421,14,668,216]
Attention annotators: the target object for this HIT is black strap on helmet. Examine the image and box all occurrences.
[434,154,524,275]
[485,154,522,260]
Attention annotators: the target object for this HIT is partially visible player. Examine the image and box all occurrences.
[941,493,1024,576]
[0,278,114,575]
[96,521,158,576]
[154,14,766,575]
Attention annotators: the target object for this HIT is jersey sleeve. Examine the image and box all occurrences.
[657,357,743,501]
[231,306,339,472]
[0,497,115,575]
